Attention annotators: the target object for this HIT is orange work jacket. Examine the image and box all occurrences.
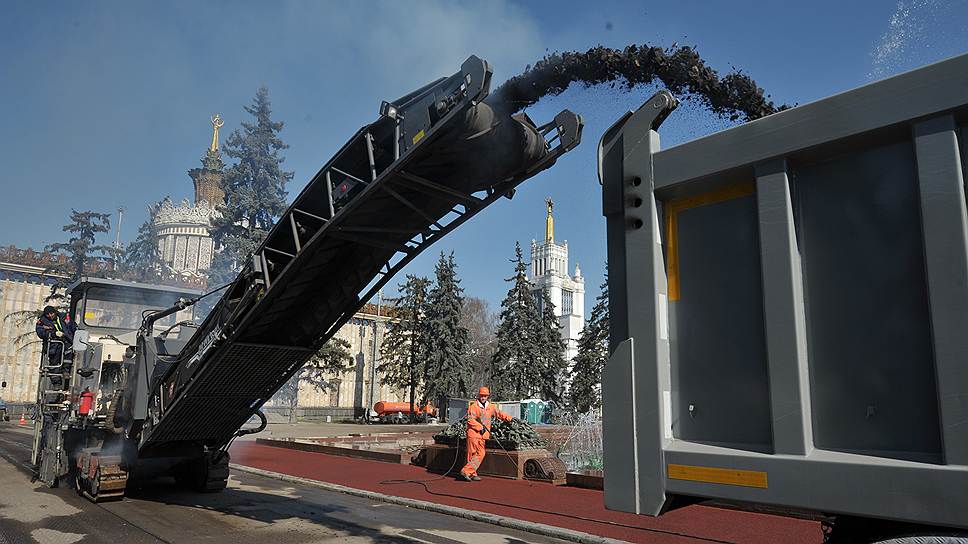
[466,401,512,439]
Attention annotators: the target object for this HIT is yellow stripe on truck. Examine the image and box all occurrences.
[664,182,755,301]
[667,463,768,489]
[412,129,425,145]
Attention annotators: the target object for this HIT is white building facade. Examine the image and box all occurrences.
[0,248,68,403]
[155,199,217,279]
[294,308,405,416]
[529,198,585,362]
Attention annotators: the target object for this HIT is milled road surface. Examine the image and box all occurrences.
[0,424,566,544]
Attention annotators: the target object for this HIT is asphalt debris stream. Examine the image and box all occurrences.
[489,44,789,122]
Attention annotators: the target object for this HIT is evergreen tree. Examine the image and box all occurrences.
[537,288,569,403]
[568,272,610,413]
[121,199,169,283]
[209,86,293,286]
[45,209,113,282]
[378,275,430,423]
[491,242,543,400]
[422,252,470,410]
[273,337,353,423]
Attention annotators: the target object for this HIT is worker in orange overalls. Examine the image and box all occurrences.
[460,386,513,481]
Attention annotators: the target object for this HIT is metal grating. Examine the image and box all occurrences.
[147,397,254,443]
[192,343,312,398]
[145,343,311,444]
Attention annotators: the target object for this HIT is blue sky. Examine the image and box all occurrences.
[2,0,966,315]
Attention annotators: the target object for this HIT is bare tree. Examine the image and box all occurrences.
[4,285,66,351]
[462,296,498,391]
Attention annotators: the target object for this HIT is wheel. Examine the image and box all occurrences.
[175,451,229,492]
[201,451,230,492]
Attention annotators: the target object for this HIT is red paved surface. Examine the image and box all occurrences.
[230,442,822,544]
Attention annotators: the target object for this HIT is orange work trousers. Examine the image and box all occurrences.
[461,435,486,477]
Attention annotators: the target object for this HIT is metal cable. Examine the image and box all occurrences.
[381,422,735,543]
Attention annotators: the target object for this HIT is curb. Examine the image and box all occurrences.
[229,463,628,544]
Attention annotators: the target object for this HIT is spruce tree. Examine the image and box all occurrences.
[378,275,430,423]
[537,288,568,403]
[209,86,293,286]
[422,252,470,411]
[121,199,169,283]
[491,242,543,400]
[568,272,610,413]
[45,209,113,282]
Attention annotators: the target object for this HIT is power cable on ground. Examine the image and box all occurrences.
[380,425,735,544]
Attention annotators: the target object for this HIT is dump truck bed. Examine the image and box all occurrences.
[599,53,968,529]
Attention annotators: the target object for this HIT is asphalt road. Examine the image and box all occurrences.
[0,424,566,544]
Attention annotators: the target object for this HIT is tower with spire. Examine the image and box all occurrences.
[189,114,226,206]
[530,197,585,362]
[153,115,225,282]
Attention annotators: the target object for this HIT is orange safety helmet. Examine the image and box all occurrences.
[478,386,490,397]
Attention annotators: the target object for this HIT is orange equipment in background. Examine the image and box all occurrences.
[373,401,436,417]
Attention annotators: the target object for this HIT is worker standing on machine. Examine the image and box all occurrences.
[460,386,512,481]
[35,305,77,376]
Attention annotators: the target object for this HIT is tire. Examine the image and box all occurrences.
[826,517,968,543]
[873,537,968,543]
[176,451,229,493]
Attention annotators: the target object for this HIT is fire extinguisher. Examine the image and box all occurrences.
[79,388,94,416]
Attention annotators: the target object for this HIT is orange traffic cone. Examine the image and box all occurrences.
[19,413,26,425]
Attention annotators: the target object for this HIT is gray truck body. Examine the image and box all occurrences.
[599,53,968,529]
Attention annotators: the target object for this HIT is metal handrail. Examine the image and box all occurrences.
[41,339,67,371]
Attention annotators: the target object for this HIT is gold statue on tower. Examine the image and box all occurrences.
[210,114,224,153]
[545,197,554,243]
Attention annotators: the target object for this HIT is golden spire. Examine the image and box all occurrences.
[210,114,224,153]
[545,197,554,243]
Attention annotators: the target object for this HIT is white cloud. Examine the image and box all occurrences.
[275,1,544,95]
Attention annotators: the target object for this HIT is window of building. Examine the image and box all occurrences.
[562,289,574,315]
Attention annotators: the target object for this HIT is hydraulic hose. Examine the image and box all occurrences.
[141,299,191,334]
[235,410,267,437]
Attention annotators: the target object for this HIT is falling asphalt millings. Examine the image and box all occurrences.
[489,44,789,122]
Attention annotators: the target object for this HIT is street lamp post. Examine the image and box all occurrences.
[113,207,125,270]
[367,290,382,420]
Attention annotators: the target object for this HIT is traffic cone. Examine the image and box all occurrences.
[19,413,26,425]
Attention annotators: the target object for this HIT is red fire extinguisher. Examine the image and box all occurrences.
[79,388,94,416]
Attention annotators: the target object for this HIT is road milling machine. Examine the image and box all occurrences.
[32,55,583,501]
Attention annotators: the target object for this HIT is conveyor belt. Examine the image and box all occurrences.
[136,56,582,450]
